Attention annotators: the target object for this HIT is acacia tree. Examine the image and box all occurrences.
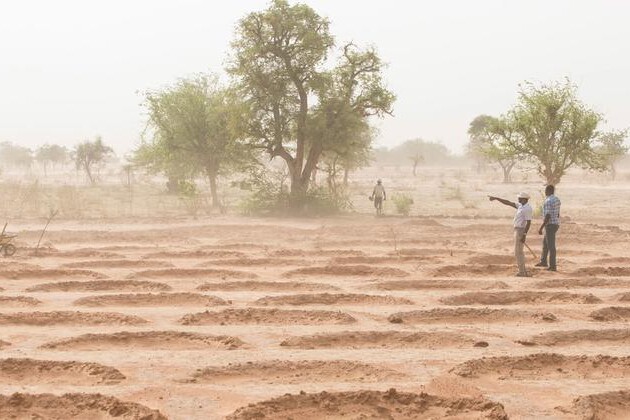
[229,0,394,207]
[74,136,113,184]
[505,80,605,185]
[467,115,518,183]
[597,130,628,180]
[36,144,68,176]
[0,142,33,170]
[137,75,249,207]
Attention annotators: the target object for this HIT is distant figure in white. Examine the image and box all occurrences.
[371,179,386,216]
[488,192,533,277]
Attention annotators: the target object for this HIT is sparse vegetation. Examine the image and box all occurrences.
[392,193,414,216]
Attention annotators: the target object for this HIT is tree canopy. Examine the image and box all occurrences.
[74,136,113,185]
[229,0,394,208]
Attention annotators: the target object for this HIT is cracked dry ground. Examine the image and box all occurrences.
[1,216,630,419]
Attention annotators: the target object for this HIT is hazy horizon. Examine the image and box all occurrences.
[1,0,628,157]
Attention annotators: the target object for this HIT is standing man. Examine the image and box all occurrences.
[371,179,386,216]
[536,185,561,271]
[489,192,533,277]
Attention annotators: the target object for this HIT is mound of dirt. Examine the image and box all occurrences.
[254,293,413,306]
[374,280,509,291]
[440,291,601,306]
[0,341,9,349]
[42,249,123,259]
[615,292,630,302]
[0,261,41,270]
[143,250,247,259]
[330,256,403,265]
[0,393,166,419]
[573,266,630,276]
[180,308,356,325]
[569,390,630,420]
[280,331,475,349]
[0,358,126,385]
[60,259,174,269]
[127,268,256,280]
[466,254,516,265]
[41,331,246,351]
[0,296,41,307]
[271,249,365,257]
[198,258,307,267]
[591,257,630,265]
[589,307,630,321]
[433,264,514,277]
[0,311,148,326]
[283,265,409,278]
[196,281,339,292]
[451,353,630,379]
[518,328,630,346]
[190,360,405,384]
[532,278,630,289]
[388,308,556,324]
[226,388,508,420]
[74,292,228,307]
[26,280,172,293]
[0,268,106,280]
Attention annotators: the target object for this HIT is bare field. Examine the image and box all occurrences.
[2,171,630,419]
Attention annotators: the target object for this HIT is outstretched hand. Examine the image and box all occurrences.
[488,195,496,201]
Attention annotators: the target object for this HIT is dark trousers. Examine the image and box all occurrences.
[541,224,559,269]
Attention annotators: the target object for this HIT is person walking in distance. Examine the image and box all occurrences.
[536,185,561,271]
[371,179,386,216]
[488,192,533,277]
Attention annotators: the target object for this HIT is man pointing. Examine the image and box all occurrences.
[489,192,533,277]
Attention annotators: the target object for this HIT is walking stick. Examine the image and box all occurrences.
[524,242,538,260]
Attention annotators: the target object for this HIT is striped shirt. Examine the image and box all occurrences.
[543,194,561,225]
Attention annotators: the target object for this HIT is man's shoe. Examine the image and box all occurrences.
[535,262,548,267]
[516,272,532,277]
[546,267,557,272]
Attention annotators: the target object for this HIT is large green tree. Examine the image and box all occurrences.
[74,136,113,185]
[467,115,518,183]
[137,75,249,207]
[229,0,394,206]
[596,130,628,180]
[505,80,605,185]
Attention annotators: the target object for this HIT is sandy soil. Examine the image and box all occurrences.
[2,184,630,419]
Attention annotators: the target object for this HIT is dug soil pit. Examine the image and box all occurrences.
[143,250,247,259]
[0,269,106,280]
[566,390,630,420]
[283,265,409,278]
[180,308,356,325]
[589,307,630,321]
[573,266,630,276]
[433,264,514,277]
[388,308,556,324]
[0,341,9,349]
[451,353,630,379]
[41,331,246,351]
[226,388,508,420]
[196,281,339,292]
[271,249,365,257]
[0,296,41,307]
[254,293,414,306]
[0,311,148,326]
[60,259,174,269]
[440,291,601,306]
[280,331,475,349]
[615,292,630,302]
[0,358,126,385]
[374,280,509,291]
[533,278,630,289]
[198,258,307,267]
[518,328,630,346]
[127,268,256,280]
[26,280,172,293]
[466,254,516,265]
[0,393,166,419]
[189,360,405,384]
[74,292,228,307]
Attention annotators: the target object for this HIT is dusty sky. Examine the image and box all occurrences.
[1,0,628,156]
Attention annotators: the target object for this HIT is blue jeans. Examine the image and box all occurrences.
[541,224,559,269]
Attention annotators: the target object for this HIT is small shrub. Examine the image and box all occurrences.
[392,193,414,216]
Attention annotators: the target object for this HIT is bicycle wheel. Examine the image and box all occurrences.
[3,243,16,257]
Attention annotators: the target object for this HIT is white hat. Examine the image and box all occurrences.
[517,192,530,199]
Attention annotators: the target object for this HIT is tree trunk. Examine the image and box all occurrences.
[343,168,349,187]
[412,162,417,176]
[207,169,220,208]
[85,164,94,185]
[611,164,617,181]
[499,161,515,183]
